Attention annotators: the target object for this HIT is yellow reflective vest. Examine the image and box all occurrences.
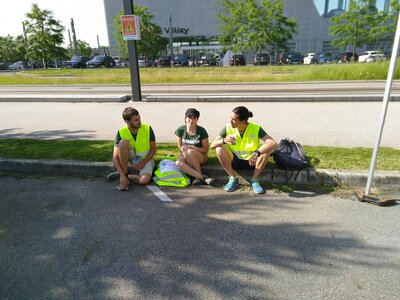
[153,157,190,187]
[226,122,260,160]
[118,123,151,159]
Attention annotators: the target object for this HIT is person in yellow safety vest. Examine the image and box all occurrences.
[174,108,214,186]
[210,106,277,194]
[106,107,157,191]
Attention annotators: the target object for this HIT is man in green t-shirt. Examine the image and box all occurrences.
[107,107,157,191]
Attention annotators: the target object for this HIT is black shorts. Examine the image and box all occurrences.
[232,155,255,171]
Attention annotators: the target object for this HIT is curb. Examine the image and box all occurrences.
[1,158,400,189]
[0,95,131,103]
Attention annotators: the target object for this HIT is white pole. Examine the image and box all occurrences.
[365,13,400,195]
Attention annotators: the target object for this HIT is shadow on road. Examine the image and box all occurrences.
[0,176,398,299]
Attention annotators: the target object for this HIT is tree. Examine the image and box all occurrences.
[112,4,167,59]
[217,0,297,56]
[330,0,385,53]
[0,35,27,63]
[76,39,92,57]
[23,4,65,68]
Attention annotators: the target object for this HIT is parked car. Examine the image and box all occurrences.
[315,52,336,64]
[358,50,386,63]
[339,52,358,63]
[64,56,90,68]
[86,55,116,68]
[137,57,149,67]
[46,60,64,68]
[0,61,10,70]
[171,54,189,67]
[157,56,171,67]
[253,53,270,65]
[112,56,128,68]
[277,53,287,64]
[197,54,217,66]
[230,54,246,66]
[303,53,316,64]
[8,61,26,70]
[286,52,304,64]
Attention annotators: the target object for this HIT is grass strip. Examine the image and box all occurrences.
[0,138,399,171]
[1,61,399,85]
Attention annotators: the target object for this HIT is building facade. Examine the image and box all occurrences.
[103,0,393,56]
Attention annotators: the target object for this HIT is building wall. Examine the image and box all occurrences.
[102,0,356,55]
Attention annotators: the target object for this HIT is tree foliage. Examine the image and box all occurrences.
[217,0,297,55]
[0,35,23,62]
[23,4,65,68]
[75,39,92,57]
[113,4,167,59]
[330,0,400,52]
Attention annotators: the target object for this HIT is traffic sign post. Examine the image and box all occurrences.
[121,15,141,40]
[123,0,141,101]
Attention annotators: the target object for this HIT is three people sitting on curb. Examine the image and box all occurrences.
[210,106,277,194]
[108,106,277,193]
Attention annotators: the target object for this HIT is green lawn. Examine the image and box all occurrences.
[0,61,398,85]
[0,138,399,171]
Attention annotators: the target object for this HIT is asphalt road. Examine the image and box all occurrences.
[1,101,399,148]
[0,175,399,299]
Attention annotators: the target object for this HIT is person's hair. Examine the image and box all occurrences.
[122,107,139,121]
[232,106,253,121]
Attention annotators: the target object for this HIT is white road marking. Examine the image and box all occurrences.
[146,185,173,202]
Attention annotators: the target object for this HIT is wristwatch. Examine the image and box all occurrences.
[254,150,261,157]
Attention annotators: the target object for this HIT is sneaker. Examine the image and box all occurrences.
[224,176,238,192]
[250,178,265,194]
[192,178,203,186]
[202,175,215,185]
[107,171,120,181]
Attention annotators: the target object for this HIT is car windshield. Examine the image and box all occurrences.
[92,56,105,62]
[174,55,187,60]
[70,56,81,62]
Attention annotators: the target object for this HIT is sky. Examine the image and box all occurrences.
[0,0,109,48]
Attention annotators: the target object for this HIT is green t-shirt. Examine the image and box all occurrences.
[114,126,155,146]
[175,125,209,148]
[219,124,267,139]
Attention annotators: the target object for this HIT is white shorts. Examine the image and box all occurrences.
[129,149,155,176]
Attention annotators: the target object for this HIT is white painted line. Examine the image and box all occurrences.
[146,185,173,202]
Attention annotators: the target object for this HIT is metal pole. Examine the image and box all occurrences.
[364,12,400,195]
[97,35,100,51]
[68,29,73,56]
[70,18,78,56]
[169,14,174,56]
[123,0,141,101]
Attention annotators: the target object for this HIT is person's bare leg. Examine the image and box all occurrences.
[215,146,238,177]
[118,140,131,174]
[251,154,269,179]
[176,156,203,179]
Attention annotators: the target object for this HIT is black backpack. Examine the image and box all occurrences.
[271,139,310,183]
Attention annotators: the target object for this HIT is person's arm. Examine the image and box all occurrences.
[196,138,210,154]
[258,134,278,155]
[176,136,184,154]
[248,134,278,165]
[210,135,225,149]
